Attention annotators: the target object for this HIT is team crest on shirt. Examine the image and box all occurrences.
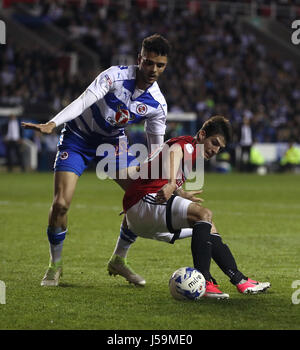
[136,103,147,115]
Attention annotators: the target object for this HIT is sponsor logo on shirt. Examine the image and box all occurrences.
[105,74,113,86]
[115,106,131,126]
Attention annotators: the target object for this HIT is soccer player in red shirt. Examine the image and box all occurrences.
[109,116,271,298]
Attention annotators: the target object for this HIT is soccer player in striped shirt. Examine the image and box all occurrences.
[22,34,170,286]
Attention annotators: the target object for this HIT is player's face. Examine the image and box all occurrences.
[197,131,225,160]
[137,49,168,89]
[203,134,225,160]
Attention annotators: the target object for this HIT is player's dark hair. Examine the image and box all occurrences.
[142,34,171,57]
[201,115,232,145]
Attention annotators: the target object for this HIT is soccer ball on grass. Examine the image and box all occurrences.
[169,267,206,301]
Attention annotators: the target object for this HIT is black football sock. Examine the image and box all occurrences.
[210,233,247,285]
[191,221,213,281]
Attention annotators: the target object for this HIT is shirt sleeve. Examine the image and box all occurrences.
[144,104,167,136]
[86,66,116,100]
[49,89,98,127]
[49,67,117,127]
[146,133,164,153]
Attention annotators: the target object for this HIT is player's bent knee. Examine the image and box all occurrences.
[202,208,213,222]
[187,203,213,225]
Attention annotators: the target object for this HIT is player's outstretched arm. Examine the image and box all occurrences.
[156,144,183,204]
[175,188,204,203]
[22,90,99,134]
[21,121,56,134]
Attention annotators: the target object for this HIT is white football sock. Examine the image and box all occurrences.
[178,228,193,240]
[49,242,63,264]
[112,237,132,258]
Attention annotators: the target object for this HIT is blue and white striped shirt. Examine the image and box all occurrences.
[66,65,167,143]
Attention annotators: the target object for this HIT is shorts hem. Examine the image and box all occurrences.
[54,167,82,177]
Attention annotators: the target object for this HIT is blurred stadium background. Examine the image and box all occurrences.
[0,0,300,175]
[1,1,300,331]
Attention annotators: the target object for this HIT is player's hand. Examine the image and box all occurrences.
[21,121,56,134]
[180,190,204,203]
[156,183,177,204]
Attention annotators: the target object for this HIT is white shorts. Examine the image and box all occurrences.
[126,194,192,243]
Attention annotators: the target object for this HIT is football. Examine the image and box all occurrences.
[169,267,206,301]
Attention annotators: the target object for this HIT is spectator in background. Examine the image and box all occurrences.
[43,133,59,169]
[3,114,25,172]
[34,131,59,171]
[239,116,253,172]
[1,3,300,156]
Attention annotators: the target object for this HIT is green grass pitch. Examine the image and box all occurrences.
[0,171,299,330]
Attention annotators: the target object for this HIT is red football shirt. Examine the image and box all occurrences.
[123,136,199,211]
